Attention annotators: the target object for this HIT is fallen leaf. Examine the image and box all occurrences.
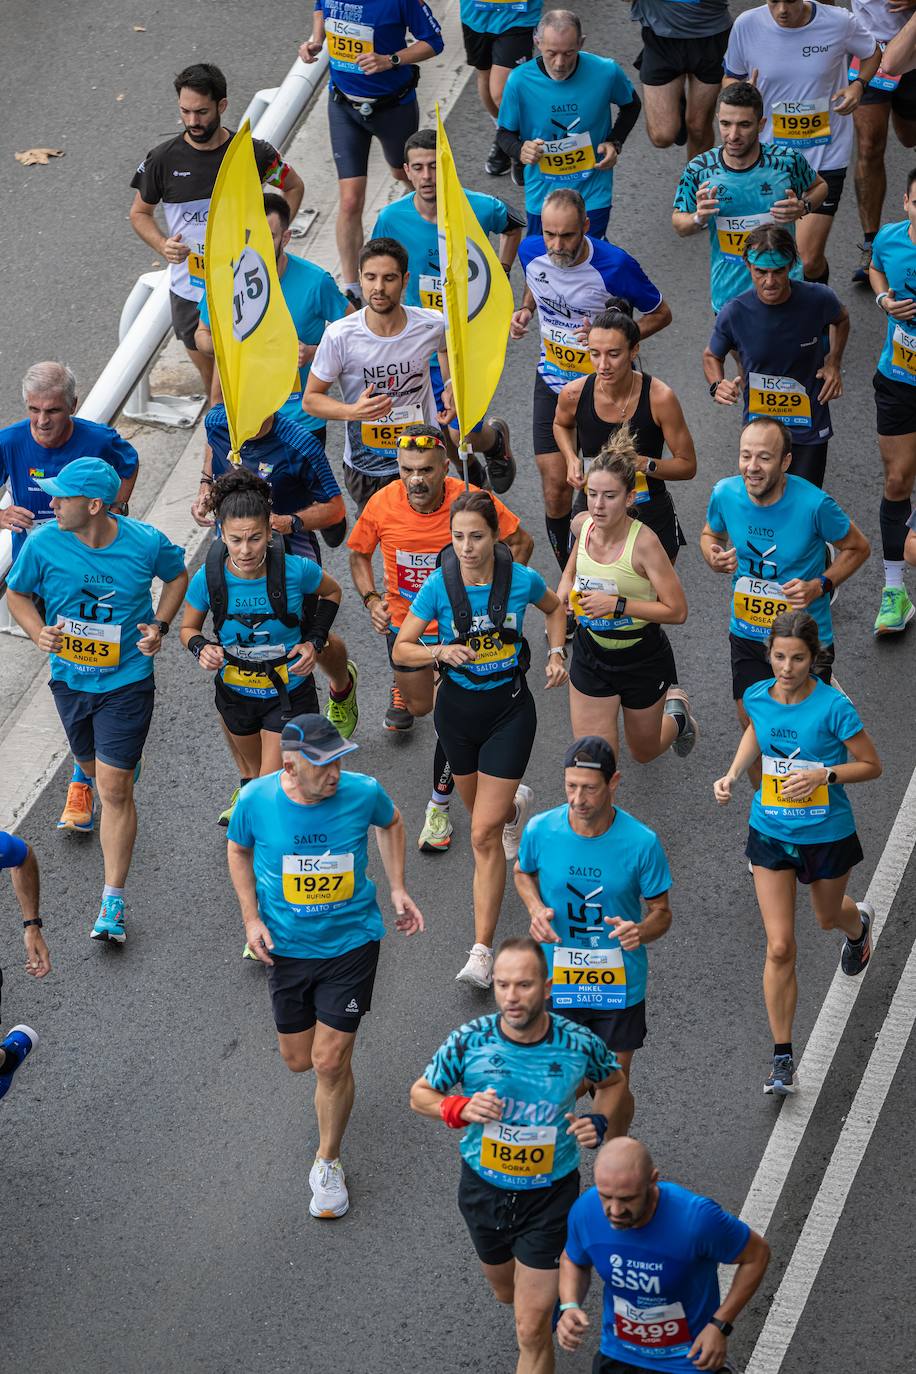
[14,148,64,166]
[116,93,125,101]
[133,24,146,31]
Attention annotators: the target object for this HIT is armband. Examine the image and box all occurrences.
[363,589,382,607]
[303,595,340,652]
[586,1113,608,1147]
[187,634,212,660]
[439,1095,471,1129]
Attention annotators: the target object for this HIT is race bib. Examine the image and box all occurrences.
[538,132,596,179]
[542,331,593,379]
[464,612,517,675]
[419,273,443,310]
[187,247,206,290]
[747,373,812,428]
[761,754,829,818]
[551,945,626,1010]
[849,47,900,94]
[282,853,355,906]
[222,644,290,697]
[732,576,790,638]
[715,212,774,258]
[57,618,121,673]
[570,574,633,632]
[613,1297,691,1354]
[477,0,528,8]
[479,1122,557,1190]
[361,404,424,457]
[326,18,373,71]
[395,549,437,602]
[891,323,916,382]
[771,100,831,148]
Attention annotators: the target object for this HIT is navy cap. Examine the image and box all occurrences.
[564,736,617,781]
[35,457,121,503]
[280,714,359,766]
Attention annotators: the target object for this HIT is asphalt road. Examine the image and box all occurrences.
[3,3,916,1372]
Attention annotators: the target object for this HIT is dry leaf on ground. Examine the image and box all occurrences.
[133,24,146,31]
[14,148,64,166]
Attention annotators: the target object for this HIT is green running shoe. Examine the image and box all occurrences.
[873,586,914,636]
[418,801,453,853]
[218,786,240,828]
[324,660,359,739]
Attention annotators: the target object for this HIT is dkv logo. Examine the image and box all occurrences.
[232,239,271,342]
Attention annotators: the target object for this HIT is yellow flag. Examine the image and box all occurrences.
[435,104,513,440]
[204,122,299,462]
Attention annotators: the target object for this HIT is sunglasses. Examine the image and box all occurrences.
[397,434,444,450]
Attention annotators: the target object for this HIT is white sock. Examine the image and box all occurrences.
[883,560,905,588]
[102,884,124,900]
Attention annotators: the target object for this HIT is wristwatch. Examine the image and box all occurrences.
[819,574,834,598]
[23,918,43,929]
[710,1318,733,1338]
[826,769,839,785]
[289,514,305,535]
[709,380,721,398]
[646,458,659,475]
[875,291,890,311]
[389,51,401,66]
[801,195,813,217]
[548,645,568,661]
[151,618,170,636]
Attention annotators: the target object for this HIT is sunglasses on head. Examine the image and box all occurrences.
[397,434,444,450]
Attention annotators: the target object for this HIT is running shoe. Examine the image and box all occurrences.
[851,241,873,285]
[218,787,240,828]
[90,895,126,944]
[455,944,494,989]
[0,1025,38,1101]
[324,660,359,738]
[482,417,516,495]
[873,586,915,636]
[485,140,510,177]
[418,801,453,853]
[308,1157,350,1218]
[510,159,525,188]
[841,901,874,977]
[384,682,414,732]
[56,780,94,832]
[503,783,534,861]
[663,687,699,758]
[763,1053,797,1096]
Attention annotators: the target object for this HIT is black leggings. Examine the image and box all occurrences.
[787,442,829,489]
[434,674,537,779]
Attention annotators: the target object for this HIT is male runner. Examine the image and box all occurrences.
[868,167,916,634]
[461,0,543,176]
[305,237,455,511]
[227,714,424,1219]
[704,225,849,489]
[300,0,443,301]
[700,418,869,773]
[511,187,670,573]
[496,9,641,237]
[373,128,524,492]
[515,736,672,1140]
[673,81,826,314]
[410,936,623,1374]
[130,63,303,388]
[723,0,879,283]
[6,459,188,943]
[348,424,531,833]
[628,0,732,158]
[558,1136,770,1372]
[0,831,49,1103]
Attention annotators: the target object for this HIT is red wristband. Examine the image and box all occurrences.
[439,1095,471,1129]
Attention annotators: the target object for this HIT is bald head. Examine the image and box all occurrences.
[594,1137,659,1229]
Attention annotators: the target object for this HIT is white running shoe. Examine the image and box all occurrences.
[502,783,534,860]
[308,1157,350,1218]
[455,944,494,988]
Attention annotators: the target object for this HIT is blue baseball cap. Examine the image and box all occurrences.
[280,714,358,765]
[35,457,121,503]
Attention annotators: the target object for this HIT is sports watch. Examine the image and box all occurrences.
[710,1318,733,1337]
[389,51,401,66]
[826,769,839,785]
[151,618,170,636]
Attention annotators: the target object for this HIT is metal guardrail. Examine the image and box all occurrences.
[0,51,330,614]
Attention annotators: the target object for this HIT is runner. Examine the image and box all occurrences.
[180,469,356,829]
[869,171,916,634]
[714,610,881,1095]
[0,831,49,1103]
[373,127,525,492]
[347,424,532,851]
[304,237,455,513]
[393,490,566,987]
[460,0,543,177]
[552,301,696,562]
[703,224,849,490]
[558,1136,770,1369]
[849,0,916,284]
[723,0,879,284]
[672,81,827,315]
[496,9,642,236]
[628,0,732,158]
[130,62,303,388]
[227,713,424,1218]
[701,418,869,771]
[5,459,188,944]
[511,187,671,576]
[515,736,672,1139]
[549,430,697,767]
[299,0,443,302]
[410,935,623,1374]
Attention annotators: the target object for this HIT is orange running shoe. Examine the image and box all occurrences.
[56,781,95,832]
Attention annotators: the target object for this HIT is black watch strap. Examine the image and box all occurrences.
[23,918,43,929]
[151,618,170,636]
[710,1318,733,1337]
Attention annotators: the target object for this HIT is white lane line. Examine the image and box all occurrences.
[746,926,916,1372]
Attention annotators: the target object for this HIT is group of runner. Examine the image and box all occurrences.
[3,3,914,1370]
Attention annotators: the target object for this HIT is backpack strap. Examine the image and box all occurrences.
[265,534,300,629]
[486,541,513,633]
[205,538,230,636]
[439,544,473,639]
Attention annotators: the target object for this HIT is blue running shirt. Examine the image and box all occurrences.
[517,805,671,1009]
[460,0,541,36]
[872,219,916,387]
[227,770,396,958]
[565,1182,750,1371]
[423,1012,617,1189]
[0,831,29,871]
[705,474,850,645]
[319,0,443,98]
[6,517,186,693]
[743,677,864,844]
[673,145,815,312]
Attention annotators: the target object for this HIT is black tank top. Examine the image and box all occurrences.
[575,371,665,495]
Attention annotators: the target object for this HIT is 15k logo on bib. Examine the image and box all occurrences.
[479,1122,557,1189]
[747,373,812,428]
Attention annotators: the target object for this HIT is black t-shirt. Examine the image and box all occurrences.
[130,132,287,300]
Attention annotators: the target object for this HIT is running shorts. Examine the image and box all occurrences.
[458,1160,580,1269]
[434,674,537,779]
[569,624,677,708]
[266,939,381,1034]
[746,826,863,885]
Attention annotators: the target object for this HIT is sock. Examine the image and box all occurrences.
[72,762,93,786]
[102,884,125,900]
[883,558,906,589]
[864,230,877,245]
[317,1155,339,1166]
[432,740,454,806]
[485,425,505,460]
[329,669,354,702]
[804,266,829,285]
[879,498,912,562]
[848,921,868,945]
[774,1042,793,1058]
[545,513,572,571]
